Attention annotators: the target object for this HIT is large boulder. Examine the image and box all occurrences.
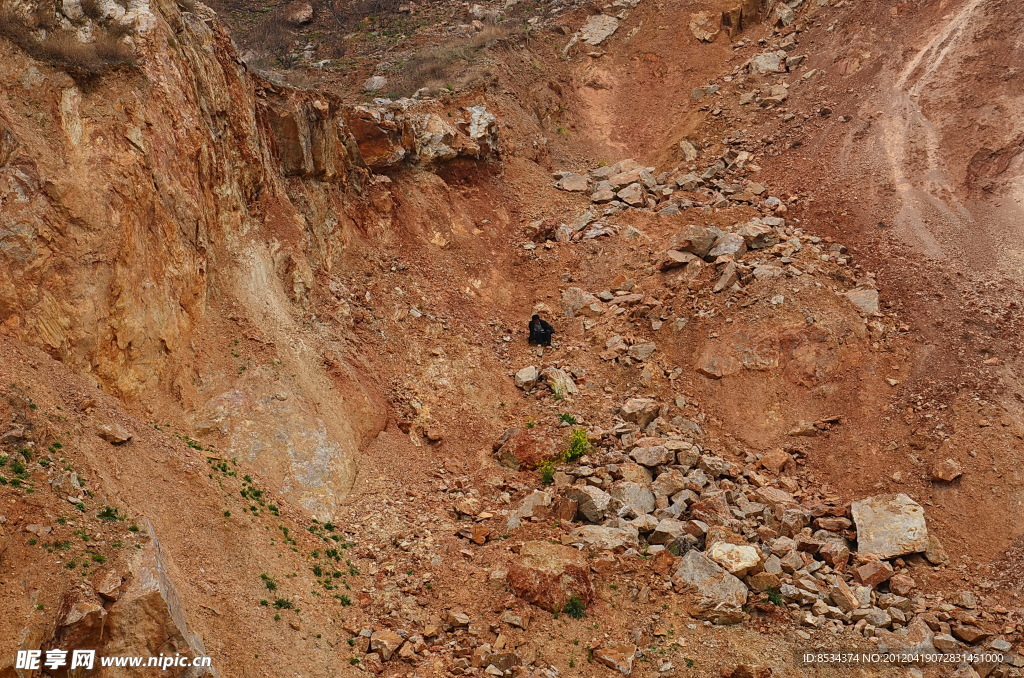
[619,398,660,428]
[555,173,589,192]
[707,542,761,577]
[673,551,748,624]
[569,525,639,551]
[541,367,579,398]
[464,105,499,158]
[851,493,928,559]
[409,113,458,166]
[629,445,672,467]
[494,429,557,471]
[564,486,618,523]
[507,541,594,612]
[562,287,602,318]
[514,365,539,390]
[610,481,655,515]
[671,225,719,259]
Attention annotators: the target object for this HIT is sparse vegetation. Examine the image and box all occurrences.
[562,428,592,463]
[0,7,137,81]
[538,460,556,485]
[564,595,586,619]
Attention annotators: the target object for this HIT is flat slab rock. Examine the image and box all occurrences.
[851,493,929,559]
[580,14,620,46]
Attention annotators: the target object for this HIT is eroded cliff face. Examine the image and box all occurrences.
[0,0,498,515]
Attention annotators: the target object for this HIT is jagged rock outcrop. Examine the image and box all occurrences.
[0,0,498,518]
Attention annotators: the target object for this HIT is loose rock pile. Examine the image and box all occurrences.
[497,401,1021,673]
[552,149,771,216]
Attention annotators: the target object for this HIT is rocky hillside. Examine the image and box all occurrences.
[1,0,1023,676]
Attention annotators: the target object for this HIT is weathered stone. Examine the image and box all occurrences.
[594,644,636,675]
[362,75,387,93]
[707,542,760,577]
[708,233,747,259]
[96,423,132,445]
[828,577,860,612]
[660,250,698,271]
[579,14,619,46]
[737,221,780,250]
[610,481,655,515]
[465,105,499,157]
[562,287,602,318]
[455,496,482,516]
[495,429,557,471]
[284,0,313,25]
[507,541,593,612]
[747,572,780,592]
[689,495,733,526]
[930,458,962,483]
[648,519,687,545]
[514,365,538,390]
[851,559,894,588]
[888,573,916,596]
[925,532,949,565]
[410,113,458,165]
[851,493,928,559]
[513,490,553,520]
[541,367,579,398]
[749,50,787,74]
[617,183,646,206]
[627,342,657,361]
[564,485,617,523]
[688,10,720,42]
[590,185,616,203]
[619,398,660,428]
[555,173,589,192]
[630,445,672,467]
[569,525,639,551]
[651,469,687,498]
[696,349,741,379]
[818,541,850,571]
[843,288,880,315]
[678,141,699,162]
[671,225,718,258]
[712,262,739,293]
[93,569,124,601]
[631,514,660,533]
[673,550,747,624]
[370,629,404,661]
[951,624,990,645]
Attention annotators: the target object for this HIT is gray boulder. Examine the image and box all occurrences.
[851,493,928,559]
[673,550,748,624]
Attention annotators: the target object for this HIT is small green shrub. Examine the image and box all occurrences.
[562,428,592,463]
[564,595,586,619]
[538,461,556,485]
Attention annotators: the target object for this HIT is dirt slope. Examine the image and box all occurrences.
[2,0,1024,676]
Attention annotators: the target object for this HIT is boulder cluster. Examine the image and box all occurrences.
[496,397,1020,673]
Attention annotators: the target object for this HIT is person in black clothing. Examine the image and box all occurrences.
[528,314,555,346]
